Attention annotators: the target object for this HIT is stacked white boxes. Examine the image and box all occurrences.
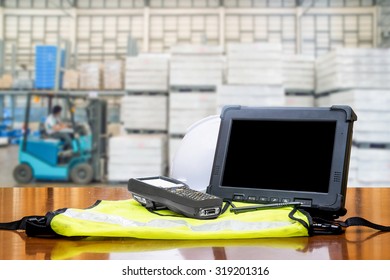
[62,70,79,90]
[108,135,167,182]
[316,48,390,186]
[217,85,285,113]
[125,54,169,92]
[168,45,224,173]
[318,89,390,186]
[0,74,13,89]
[226,43,283,86]
[120,95,168,131]
[78,63,101,90]
[355,148,390,186]
[169,45,224,88]
[283,55,315,92]
[283,55,315,107]
[218,43,285,112]
[316,48,390,94]
[0,137,8,147]
[169,92,216,135]
[285,95,315,107]
[103,60,123,90]
[12,70,34,89]
[348,146,359,187]
[112,54,170,181]
[324,90,390,144]
[168,137,182,167]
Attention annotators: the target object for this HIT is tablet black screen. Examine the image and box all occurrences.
[221,120,336,193]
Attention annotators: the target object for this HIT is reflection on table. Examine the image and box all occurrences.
[1,186,390,260]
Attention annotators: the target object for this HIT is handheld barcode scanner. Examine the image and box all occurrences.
[128,176,223,219]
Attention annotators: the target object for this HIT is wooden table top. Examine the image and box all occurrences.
[1,186,390,260]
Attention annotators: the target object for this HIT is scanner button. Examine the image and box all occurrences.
[270,197,279,202]
[233,195,244,201]
[281,198,291,203]
[247,196,256,201]
[259,197,268,202]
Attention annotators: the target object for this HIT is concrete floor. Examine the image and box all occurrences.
[0,144,124,187]
[0,145,19,187]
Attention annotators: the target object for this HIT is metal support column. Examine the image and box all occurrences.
[143,5,150,52]
[0,5,3,41]
[0,40,4,76]
[55,37,62,92]
[0,94,4,121]
[219,6,225,51]
[11,44,17,79]
[10,94,15,128]
[64,40,71,69]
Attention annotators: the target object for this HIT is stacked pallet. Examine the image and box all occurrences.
[218,43,285,111]
[0,137,8,147]
[316,48,390,187]
[168,45,223,173]
[110,55,169,181]
[348,146,359,187]
[169,45,224,88]
[0,74,13,89]
[168,137,182,166]
[108,134,167,182]
[283,55,315,92]
[217,85,285,113]
[62,70,79,90]
[103,60,123,90]
[356,148,390,186]
[120,95,167,131]
[169,92,216,135]
[316,48,390,94]
[283,55,315,107]
[226,43,283,86]
[12,70,34,89]
[285,94,315,107]
[324,90,390,144]
[125,54,169,92]
[78,63,101,90]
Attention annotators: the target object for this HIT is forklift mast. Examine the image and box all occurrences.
[87,98,108,182]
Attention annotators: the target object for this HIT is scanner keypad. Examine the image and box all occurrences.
[168,187,216,201]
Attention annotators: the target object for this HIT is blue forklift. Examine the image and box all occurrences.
[13,92,107,184]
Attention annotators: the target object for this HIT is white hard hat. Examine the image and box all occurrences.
[170,115,221,193]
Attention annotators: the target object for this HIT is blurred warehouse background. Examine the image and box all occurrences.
[0,0,390,187]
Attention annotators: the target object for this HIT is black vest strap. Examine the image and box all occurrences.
[0,215,42,230]
[0,215,58,237]
[338,217,390,232]
[311,216,390,235]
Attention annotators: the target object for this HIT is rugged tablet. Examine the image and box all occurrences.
[207,105,357,218]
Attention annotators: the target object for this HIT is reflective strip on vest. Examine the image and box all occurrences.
[62,209,292,231]
[50,200,310,239]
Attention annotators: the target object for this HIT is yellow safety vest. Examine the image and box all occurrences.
[48,199,310,239]
[3,199,390,243]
